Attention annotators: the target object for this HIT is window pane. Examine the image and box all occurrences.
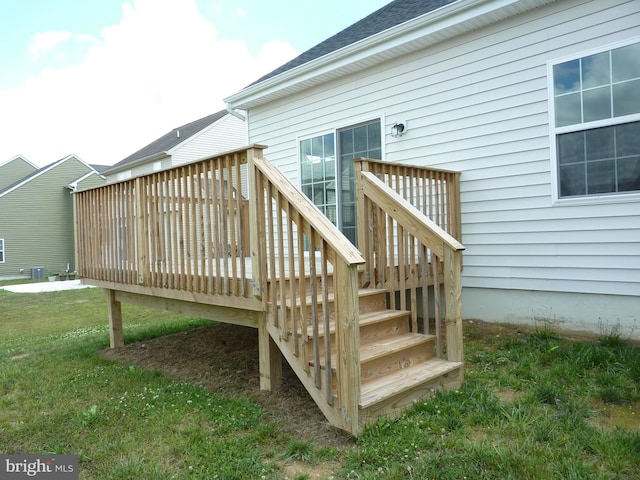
[557,131,585,164]
[340,129,353,154]
[618,156,640,192]
[353,125,368,154]
[554,60,580,94]
[582,51,610,88]
[586,127,614,161]
[583,86,611,122]
[323,134,335,159]
[613,79,640,117]
[560,163,586,196]
[368,148,382,159]
[616,121,640,157]
[555,93,582,126]
[612,43,640,82]
[368,123,381,151]
[586,159,615,194]
[299,132,337,214]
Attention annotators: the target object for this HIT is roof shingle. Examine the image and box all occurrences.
[249,0,458,86]
[109,109,228,170]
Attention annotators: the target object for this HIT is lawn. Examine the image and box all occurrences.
[1,280,639,479]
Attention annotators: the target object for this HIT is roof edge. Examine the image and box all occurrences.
[225,0,555,109]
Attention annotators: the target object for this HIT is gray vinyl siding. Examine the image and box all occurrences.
[172,114,247,165]
[0,157,94,277]
[245,0,640,298]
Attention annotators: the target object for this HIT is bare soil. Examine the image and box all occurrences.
[100,322,355,447]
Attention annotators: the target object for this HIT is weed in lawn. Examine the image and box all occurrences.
[533,383,567,405]
[282,439,313,463]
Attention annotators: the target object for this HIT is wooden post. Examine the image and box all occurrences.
[258,313,282,390]
[247,148,265,300]
[444,248,463,363]
[135,177,149,285]
[106,289,124,348]
[355,159,370,287]
[334,261,361,436]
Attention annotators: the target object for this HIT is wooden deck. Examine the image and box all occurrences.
[74,145,464,436]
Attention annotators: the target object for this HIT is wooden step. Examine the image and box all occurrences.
[283,288,388,322]
[360,333,435,382]
[360,358,463,409]
[305,309,410,339]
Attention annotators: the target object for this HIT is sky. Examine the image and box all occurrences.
[0,0,390,167]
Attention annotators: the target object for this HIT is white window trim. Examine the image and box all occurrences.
[547,36,640,206]
[0,238,4,263]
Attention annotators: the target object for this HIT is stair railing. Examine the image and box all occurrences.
[249,151,365,434]
[356,167,465,363]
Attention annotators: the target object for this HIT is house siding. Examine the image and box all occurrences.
[0,157,37,190]
[243,0,639,334]
[171,115,247,166]
[0,157,94,278]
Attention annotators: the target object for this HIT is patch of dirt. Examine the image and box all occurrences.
[494,389,520,402]
[283,460,342,479]
[100,322,354,448]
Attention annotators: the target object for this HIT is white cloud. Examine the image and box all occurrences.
[236,7,248,17]
[29,31,73,57]
[0,0,298,167]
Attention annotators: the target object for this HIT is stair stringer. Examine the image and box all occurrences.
[264,320,352,434]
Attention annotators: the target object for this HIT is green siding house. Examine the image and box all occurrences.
[0,154,105,280]
[0,156,38,190]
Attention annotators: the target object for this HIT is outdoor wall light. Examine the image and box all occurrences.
[391,121,407,138]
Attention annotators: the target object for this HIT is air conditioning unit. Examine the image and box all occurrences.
[31,267,45,279]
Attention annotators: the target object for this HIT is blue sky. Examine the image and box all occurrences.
[0,0,390,166]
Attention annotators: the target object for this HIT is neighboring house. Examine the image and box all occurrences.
[0,154,105,280]
[225,0,640,338]
[103,110,247,182]
[0,155,38,190]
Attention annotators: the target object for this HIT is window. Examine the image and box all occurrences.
[299,120,381,245]
[0,239,4,263]
[300,132,336,224]
[551,40,640,198]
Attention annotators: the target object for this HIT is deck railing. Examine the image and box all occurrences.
[249,151,365,433]
[356,160,464,362]
[75,146,258,302]
[74,146,463,435]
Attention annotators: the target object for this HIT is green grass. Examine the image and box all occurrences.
[1,280,639,479]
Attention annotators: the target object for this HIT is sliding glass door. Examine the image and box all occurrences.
[300,119,381,246]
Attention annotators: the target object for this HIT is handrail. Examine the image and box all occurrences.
[252,156,365,267]
[358,169,464,363]
[360,171,464,257]
[354,158,462,242]
[249,153,363,434]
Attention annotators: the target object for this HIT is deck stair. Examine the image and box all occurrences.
[274,280,463,430]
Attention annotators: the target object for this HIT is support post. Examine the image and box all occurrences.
[106,289,124,348]
[247,148,266,301]
[258,313,282,390]
[355,159,370,287]
[444,248,463,363]
[334,261,361,435]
